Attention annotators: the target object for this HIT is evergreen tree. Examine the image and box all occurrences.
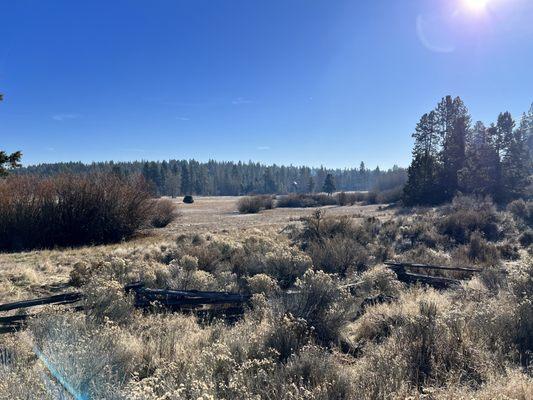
[307,176,315,193]
[459,121,499,197]
[322,173,336,195]
[403,111,441,205]
[0,94,22,176]
[502,116,530,200]
[436,96,470,200]
[180,162,191,195]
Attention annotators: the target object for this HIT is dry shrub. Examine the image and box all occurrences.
[336,191,359,206]
[438,195,502,244]
[507,198,533,228]
[30,312,144,399]
[519,229,533,247]
[0,173,152,251]
[279,270,358,346]
[281,345,354,399]
[237,195,273,213]
[276,193,337,208]
[452,231,501,266]
[348,289,497,397]
[308,236,369,275]
[149,198,179,227]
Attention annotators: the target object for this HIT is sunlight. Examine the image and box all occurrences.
[464,0,491,12]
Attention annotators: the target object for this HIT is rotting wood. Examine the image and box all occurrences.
[384,261,473,289]
[0,283,252,333]
[384,261,481,273]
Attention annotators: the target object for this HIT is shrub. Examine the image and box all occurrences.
[0,173,152,251]
[507,199,533,228]
[237,195,274,214]
[182,195,194,204]
[336,191,359,206]
[439,195,501,244]
[307,236,369,275]
[280,270,357,345]
[277,194,337,208]
[149,198,179,228]
[519,229,533,247]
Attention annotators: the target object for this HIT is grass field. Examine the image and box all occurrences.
[0,195,532,399]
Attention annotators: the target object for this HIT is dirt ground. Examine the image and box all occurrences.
[0,196,390,302]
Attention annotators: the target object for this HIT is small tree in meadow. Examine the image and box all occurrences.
[322,173,336,196]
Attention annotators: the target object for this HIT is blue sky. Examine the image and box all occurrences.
[1,0,532,168]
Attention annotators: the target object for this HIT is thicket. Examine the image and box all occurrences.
[237,195,274,214]
[0,173,173,251]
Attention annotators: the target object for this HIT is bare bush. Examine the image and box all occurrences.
[277,193,337,208]
[237,195,274,214]
[149,198,179,228]
[0,173,152,251]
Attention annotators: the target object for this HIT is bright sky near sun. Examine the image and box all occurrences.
[1,0,532,168]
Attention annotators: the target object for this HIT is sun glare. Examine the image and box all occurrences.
[464,0,490,12]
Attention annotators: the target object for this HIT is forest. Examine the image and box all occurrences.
[18,159,407,197]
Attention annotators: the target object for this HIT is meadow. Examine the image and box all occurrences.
[0,194,531,399]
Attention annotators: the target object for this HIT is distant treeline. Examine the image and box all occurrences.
[18,160,407,197]
[404,97,532,205]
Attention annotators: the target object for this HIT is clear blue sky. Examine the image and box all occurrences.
[1,0,532,169]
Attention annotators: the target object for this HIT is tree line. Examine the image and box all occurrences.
[18,160,407,197]
[404,96,532,205]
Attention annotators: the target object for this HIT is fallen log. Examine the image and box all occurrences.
[0,292,83,312]
[384,261,481,274]
[384,261,469,289]
[0,284,252,333]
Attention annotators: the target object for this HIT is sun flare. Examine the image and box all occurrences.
[464,0,490,11]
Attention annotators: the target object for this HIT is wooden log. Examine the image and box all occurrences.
[0,292,83,312]
[131,287,251,310]
[384,261,481,273]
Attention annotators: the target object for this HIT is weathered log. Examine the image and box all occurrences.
[0,292,83,312]
[384,261,481,273]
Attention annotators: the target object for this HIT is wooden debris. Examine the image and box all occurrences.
[384,261,480,289]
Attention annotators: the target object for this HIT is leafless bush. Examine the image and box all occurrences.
[149,198,179,228]
[0,173,152,251]
[237,195,274,213]
[277,193,337,208]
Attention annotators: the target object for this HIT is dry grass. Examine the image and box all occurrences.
[0,195,532,399]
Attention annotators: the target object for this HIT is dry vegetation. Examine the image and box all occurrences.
[0,194,532,399]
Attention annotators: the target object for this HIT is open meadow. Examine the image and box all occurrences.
[0,194,532,399]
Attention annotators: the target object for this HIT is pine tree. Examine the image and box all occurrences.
[459,121,499,197]
[322,173,336,195]
[502,116,530,200]
[403,111,442,205]
[436,96,470,200]
[307,176,315,193]
[0,93,22,176]
[180,162,191,195]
